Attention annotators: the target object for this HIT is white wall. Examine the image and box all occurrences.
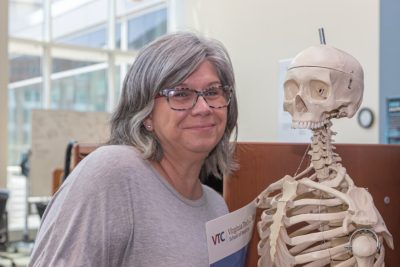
[181,0,379,143]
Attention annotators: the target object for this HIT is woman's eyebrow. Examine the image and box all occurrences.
[177,81,222,88]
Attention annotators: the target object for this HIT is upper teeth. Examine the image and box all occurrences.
[292,121,325,129]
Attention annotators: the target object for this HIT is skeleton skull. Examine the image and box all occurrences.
[283,45,364,129]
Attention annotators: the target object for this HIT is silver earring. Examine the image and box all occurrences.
[146,125,152,129]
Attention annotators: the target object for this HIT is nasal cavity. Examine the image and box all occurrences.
[295,95,308,112]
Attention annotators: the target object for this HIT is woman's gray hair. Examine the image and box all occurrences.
[108,32,238,179]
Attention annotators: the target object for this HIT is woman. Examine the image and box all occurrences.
[28,32,238,267]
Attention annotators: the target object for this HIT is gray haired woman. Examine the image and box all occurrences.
[28,32,238,267]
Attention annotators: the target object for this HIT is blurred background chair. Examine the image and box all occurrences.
[0,189,9,251]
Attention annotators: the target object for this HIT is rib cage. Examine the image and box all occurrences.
[256,122,393,267]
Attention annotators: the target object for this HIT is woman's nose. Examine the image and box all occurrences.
[191,95,212,114]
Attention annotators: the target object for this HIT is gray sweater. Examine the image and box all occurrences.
[28,145,228,267]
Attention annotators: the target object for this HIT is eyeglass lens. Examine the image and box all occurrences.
[167,86,231,110]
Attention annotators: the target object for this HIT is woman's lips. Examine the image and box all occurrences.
[184,124,216,133]
[185,123,215,129]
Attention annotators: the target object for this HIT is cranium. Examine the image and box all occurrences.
[283,45,364,129]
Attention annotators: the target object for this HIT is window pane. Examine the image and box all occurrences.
[55,26,107,48]
[114,65,122,106]
[116,0,164,17]
[52,0,107,48]
[8,84,43,165]
[51,69,108,111]
[127,8,167,50]
[115,22,122,49]
[9,0,44,40]
[8,52,42,165]
[52,57,101,73]
[114,63,131,106]
[9,54,42,83]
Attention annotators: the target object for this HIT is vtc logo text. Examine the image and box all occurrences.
[212,231,225,245]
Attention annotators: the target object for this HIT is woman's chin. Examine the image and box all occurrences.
[186,141,218,155]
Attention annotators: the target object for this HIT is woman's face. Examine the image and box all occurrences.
[147,60,228,160]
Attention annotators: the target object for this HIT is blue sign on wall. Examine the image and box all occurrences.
[387,97,400,144]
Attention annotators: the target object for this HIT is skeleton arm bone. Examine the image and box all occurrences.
[352,234,376,267]
[349,229,381,267]
[373,237,385,267]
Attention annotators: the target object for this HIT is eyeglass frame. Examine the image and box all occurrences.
[155,85,233,111]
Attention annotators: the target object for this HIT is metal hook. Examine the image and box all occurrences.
[346,228,381,253]
[319,28,326,45]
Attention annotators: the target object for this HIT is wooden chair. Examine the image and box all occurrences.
[51,143,100,194]
[223,142,400,267]
[51,169,64,195]
[70,143,100,169]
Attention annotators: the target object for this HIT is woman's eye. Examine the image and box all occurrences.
[175,92,188,97]
[205,89,218,96]
[204,87,223,97]
[171,89,191,98]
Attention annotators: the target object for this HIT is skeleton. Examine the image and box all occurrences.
[256,45,394,267]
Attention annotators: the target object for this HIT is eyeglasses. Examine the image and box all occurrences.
[156,85,233,111]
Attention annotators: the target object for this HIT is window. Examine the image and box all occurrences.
[8,0,167,165]
[52,0,107,48]
[8,52,43,165]
[51,68,108,111]
[6,0,168,231]
[127,8,167,50]
[8,83,42,165]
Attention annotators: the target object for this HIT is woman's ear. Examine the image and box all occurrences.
[143,117,153,131]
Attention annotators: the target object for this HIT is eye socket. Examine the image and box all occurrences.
[310,80,329,100]
[283,80,299,100]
